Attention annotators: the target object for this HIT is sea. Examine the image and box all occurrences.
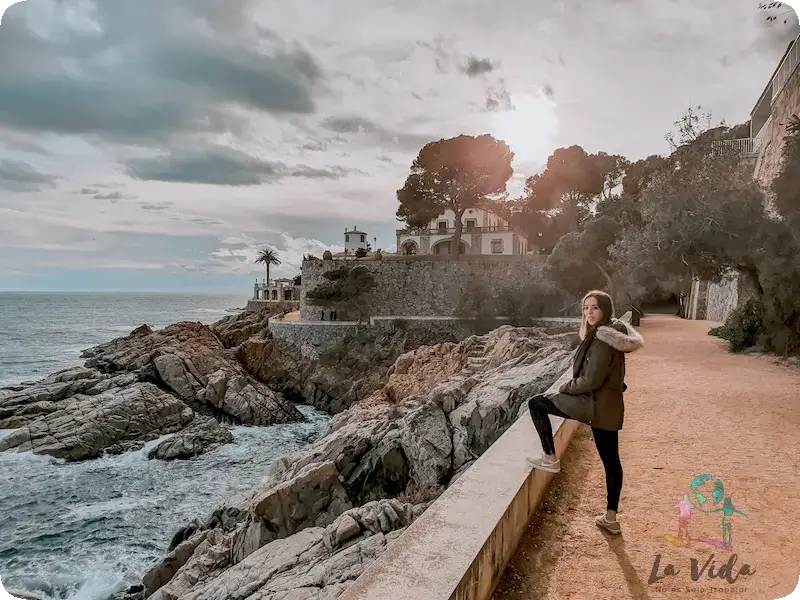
[0,293,332,600]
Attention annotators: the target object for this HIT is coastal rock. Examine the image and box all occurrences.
[211,310,272,349]
[1,318,304,461]
[147,499,426,600]
[237,327,461,414]
[0,367,137,428]
[137,325,576,599]
[147,416,233,460]
[82,321,302,426]
[0,382,195,461]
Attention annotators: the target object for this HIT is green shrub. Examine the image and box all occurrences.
[758,251,800,356]
[498,279,570,325]
[709,298,765,352]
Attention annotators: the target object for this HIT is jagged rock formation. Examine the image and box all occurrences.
[114,325,578,600]
[237,326,462,414]
[0,316,301,462]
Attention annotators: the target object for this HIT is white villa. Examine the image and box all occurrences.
[253,277,296,301]
[395,208,532,256]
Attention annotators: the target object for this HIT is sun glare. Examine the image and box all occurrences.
[490,93,558,167]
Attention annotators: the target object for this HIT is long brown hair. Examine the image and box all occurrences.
[579,290,614,339]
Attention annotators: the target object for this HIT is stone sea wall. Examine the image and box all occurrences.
[299,255,547,322]
[267,317,363,359]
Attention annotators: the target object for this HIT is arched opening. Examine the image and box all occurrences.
[401,240,419,255]
[432,239,468,255]
[271,289,278,301]
[283,289,293,301]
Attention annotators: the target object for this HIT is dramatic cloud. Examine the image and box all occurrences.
[0,159,59,191]
[125,147,352,186]
[0,0,324,142]
[0,0,797,291]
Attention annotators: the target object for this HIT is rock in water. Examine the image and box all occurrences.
[82,321,301,426]
[0,381,194,461]
[146,416,234,460]
[1,319,302,461]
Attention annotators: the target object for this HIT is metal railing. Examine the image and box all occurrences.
[755,114,773,145]
[396,225,515,235]
[710,138,763,156]
[772,33,800,102]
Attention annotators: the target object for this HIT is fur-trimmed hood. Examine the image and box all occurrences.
[595,319,645,353]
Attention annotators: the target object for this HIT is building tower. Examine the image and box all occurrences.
[344,226,369,254]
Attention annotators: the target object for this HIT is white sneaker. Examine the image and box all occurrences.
[595,515,622,535]
[526,455,561,473]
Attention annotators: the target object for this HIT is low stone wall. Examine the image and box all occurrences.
[299,256,547,322]
[341,315,630,600]
[267,316,364,360]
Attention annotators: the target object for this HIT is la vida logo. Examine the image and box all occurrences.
[649,474,756,587]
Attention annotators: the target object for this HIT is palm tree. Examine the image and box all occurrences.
[255,247,281,283]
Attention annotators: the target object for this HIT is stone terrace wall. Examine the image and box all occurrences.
[299,255,548,322]
[267,317,363,360]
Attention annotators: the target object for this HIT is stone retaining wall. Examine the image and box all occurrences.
[267,317,364,359]
[299,256,547,322]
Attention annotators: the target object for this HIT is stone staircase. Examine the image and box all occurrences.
[461,338,490,376]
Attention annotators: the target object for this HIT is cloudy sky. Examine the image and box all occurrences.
[0,0,798,292]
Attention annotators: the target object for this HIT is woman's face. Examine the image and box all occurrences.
[584,296,604,327]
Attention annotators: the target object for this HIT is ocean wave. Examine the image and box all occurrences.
[66,497,157,522]
[107,325,140,332]
[191,308,228,314]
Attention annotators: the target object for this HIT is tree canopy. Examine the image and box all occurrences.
[396,134,514,258]
[255,247,281,281]
[505,146,630,252]
[305,264,376,323]
[395,104,798,352]
[546,216,621,301]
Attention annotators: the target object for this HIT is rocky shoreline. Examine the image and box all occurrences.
[0,310,579,599]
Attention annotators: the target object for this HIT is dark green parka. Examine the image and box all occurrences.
[548,319,644,431]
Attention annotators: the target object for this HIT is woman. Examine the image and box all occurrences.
[526,290,644,534]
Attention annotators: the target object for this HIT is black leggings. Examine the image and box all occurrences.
[528,394,623,512]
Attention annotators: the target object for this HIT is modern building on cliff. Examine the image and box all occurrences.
[711,31,800,183]
[395,208,532,256]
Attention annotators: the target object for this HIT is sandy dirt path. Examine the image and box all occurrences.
[493,315,800,600]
